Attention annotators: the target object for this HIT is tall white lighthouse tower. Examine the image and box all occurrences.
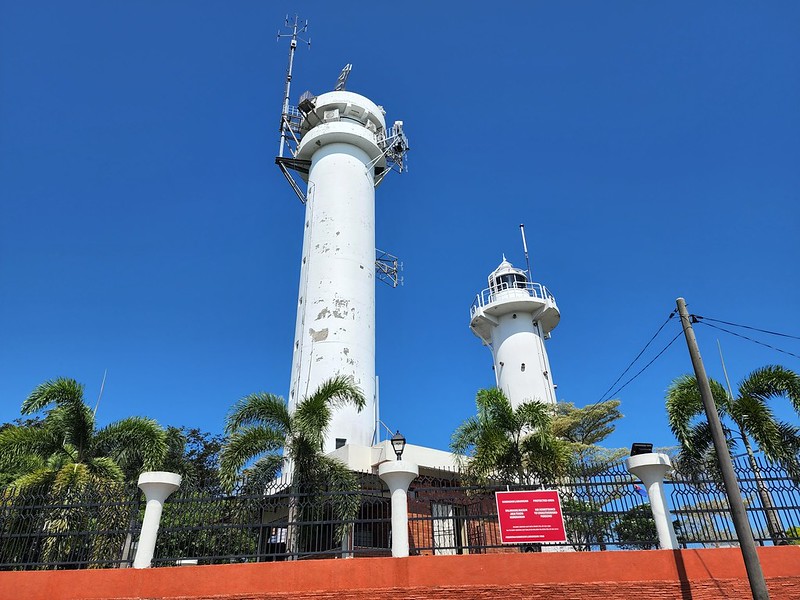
[469,256,560,407]
[276,19,408,454]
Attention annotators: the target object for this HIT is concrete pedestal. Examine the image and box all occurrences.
[625,453,678,550]
[133,471,182,569]
[378,460,419,558]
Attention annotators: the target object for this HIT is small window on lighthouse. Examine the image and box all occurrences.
[336,438,346,449]
[521,363,526,372]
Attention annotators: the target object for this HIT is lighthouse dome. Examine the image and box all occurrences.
[488,256,528,292]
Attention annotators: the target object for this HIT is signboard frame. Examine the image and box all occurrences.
[495,489,568,544]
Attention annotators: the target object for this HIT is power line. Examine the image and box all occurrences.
[602,330,684,402]
[697,321,800,361]
[596,311,676,403]
[694,316,800,341]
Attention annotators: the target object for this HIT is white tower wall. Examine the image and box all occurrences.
[492,312,557,405]
[289,91,388,454]
[470,259,560,408]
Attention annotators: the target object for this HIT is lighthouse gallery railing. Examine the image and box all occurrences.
[470,281,556,318]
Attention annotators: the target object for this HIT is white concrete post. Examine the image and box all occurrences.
[133,471,182,569]
[378,460,419,558]
[625,453,679,550]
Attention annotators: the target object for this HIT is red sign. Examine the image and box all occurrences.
[495,489,567,544]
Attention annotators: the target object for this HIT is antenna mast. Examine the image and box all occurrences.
[277,15,310,158]
[92,369,108,419]
[519,223,532,277]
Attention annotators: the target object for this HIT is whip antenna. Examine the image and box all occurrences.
[92,369,108,419]
[519,223,532,277]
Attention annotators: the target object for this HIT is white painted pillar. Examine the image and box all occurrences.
[625,453,679,550]
[133,471,182,569]
[378,460,419,558]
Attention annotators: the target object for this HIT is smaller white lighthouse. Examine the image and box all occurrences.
[469,258,560,407]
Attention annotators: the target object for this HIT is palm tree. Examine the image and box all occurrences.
[0,378,169,566]
[219,375,366,551]
[451,388,572,486]
[666,365,800,545]
[0,378,168,491]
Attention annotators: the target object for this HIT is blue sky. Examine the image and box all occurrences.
[1,1,798,454]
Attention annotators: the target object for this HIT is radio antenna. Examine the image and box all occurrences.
[277,15,310,158]
[92,369,108,419]
[519,223,532,277]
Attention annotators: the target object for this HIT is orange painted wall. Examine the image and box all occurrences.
[1,546,799,600]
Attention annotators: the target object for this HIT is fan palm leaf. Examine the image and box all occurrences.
[220,426,285,490]
[94,417,168,479]
[293,375,366,445]
[666,375,729,449]
[666,364,800,544]
[225,393,290,434]
[5,377,169,489]
[21,378,85,415]
[239,455,285,494]
[452,387,570,485]
[220,375,365,486]
[738,366,800,413]
[220,376,367,554]
[8,466,59,495]
[0,425,60,466]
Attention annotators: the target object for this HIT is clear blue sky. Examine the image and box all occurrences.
[2,1,798,453]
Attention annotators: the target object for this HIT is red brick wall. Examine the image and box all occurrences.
[1,547,798,600]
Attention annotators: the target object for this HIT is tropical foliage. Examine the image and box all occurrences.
[666,365,800,544]
[786,526,800,545]
[451,388,572,485]
[162,427,224,489]
[0,377,170,568]
[551,399,626,551]
[0,378,168,491]
[613,502,688,550]
[670,494,753,548]
[552,399,626,467]
[219,375,366,549]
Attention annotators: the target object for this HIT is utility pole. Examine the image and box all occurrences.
[676,297,769,600]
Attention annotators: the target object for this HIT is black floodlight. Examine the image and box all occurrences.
[630,442,654,456]
[390,430,406,461]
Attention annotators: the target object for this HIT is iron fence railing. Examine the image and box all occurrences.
[150,474,390,565]
[1,456,798,569]
[669,457,800,547]
[0,482,140,570]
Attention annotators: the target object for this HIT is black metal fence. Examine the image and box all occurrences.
[0,482,140,570]
[2,457,798,570]
[150,474,390,566]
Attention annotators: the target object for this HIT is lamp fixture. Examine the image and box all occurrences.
[390,430,406,461]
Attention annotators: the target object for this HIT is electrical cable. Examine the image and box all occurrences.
[693,316,800,341]
[595,311,676,404]
[601,329,684,402]
[696,321,800,361]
